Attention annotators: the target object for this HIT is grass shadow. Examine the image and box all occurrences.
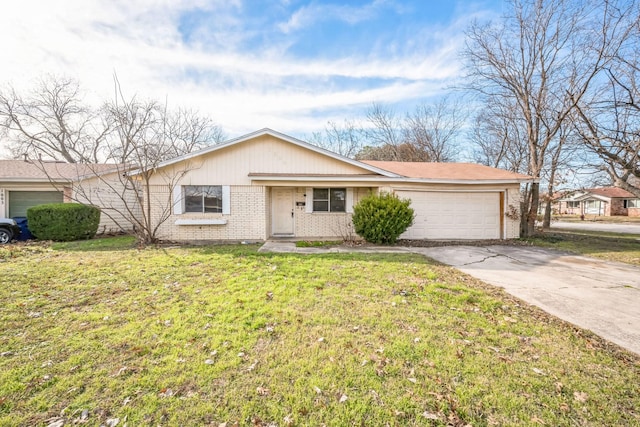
[51,235,138,252]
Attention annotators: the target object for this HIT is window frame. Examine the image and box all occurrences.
[624,199,639,208]
[566,201,580,208]
[173,185,230,215]
[312,188,347,213]
[184,185,223,213]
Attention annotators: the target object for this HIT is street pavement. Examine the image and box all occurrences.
[551,220,640,235]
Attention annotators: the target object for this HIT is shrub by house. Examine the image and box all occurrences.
[27,203,101,241]
[352,192,415,244]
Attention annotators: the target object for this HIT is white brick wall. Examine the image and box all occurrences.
[292,187,373,239]
[157,185,267,241]
[146,184,525,242]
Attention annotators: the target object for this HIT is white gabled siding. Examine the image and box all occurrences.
[152,135,374,187]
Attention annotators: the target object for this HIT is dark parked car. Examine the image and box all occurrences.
[0,218,21,244]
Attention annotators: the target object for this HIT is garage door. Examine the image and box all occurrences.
[396,191,501,240]
[9,191,64,217]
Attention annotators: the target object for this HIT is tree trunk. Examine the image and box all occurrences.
[542,173,556,229]
[543,198,553,229]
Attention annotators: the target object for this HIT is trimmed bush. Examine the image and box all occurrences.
[27,203,101,241]
[352,192,415,244]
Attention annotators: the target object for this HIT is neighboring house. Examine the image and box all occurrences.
[146,129,531,241]
[0,160,133,233]
[0,160,74,218]
[556,187,640,217]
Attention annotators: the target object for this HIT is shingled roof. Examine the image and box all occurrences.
[0,160,118,182]
[586,187,636,199]
[361,161,531,181]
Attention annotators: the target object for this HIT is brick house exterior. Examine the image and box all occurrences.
[555,187,640,217]
[2,129,533,242]
[145,129,530,242]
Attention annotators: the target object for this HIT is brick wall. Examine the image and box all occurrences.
[157,185,267,242]
[292,187,373,239]
[610,198,628,216]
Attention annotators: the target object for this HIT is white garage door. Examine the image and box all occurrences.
[396,191,501,240]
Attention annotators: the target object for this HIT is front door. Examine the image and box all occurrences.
[272,188,294,235]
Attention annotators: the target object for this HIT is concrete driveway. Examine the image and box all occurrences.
[414,245,640,355]
[551,221,640,235]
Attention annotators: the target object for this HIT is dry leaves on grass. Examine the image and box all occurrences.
[574,391,589,402]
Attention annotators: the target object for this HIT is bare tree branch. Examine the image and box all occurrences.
[463,0,637,236]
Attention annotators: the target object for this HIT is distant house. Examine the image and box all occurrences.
[556,187,640,217]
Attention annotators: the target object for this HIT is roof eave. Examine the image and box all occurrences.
[574,193,611,202]
[0,177,71,183]
[249,175,532,185]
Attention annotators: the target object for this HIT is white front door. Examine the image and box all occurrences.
[272,188,294,235]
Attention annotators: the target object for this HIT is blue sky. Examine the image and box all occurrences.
[1,0,504,140]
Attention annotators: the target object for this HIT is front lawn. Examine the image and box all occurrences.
[0,239,638,426]
[525,230,640,265]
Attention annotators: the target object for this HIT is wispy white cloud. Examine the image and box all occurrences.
[278,0,401,33]
[0,0,495,140]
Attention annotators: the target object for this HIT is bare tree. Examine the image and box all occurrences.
[70,78,217,244]
[357,100,463,162]
[308,119,364,158]
[471,102,530,174]
[574,58,640,197]
[365,102,403,149]
[11,75,224,244]
[403,98,464,162]
[463,0,637,236]
[355,142,428,161]
[0,75,224,165]
[163,107,226,159]
[0,76,109,163]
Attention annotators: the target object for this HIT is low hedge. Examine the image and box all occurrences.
[27,203,101,241]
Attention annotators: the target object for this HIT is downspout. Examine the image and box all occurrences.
[504,189,508,239]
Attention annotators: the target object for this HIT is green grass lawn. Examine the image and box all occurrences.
[525,230,640,266]
[552,215,640,223]
[0,238,638,426]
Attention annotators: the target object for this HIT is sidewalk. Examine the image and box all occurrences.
[258,240,409,254]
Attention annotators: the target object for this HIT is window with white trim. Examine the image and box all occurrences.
[624,199,639,208]
[185,185,222,213]
[313,188,346,212]
[566,201,580,208]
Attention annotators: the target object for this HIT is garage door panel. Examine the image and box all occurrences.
[397,191,500,240]
[9,191,64,217]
